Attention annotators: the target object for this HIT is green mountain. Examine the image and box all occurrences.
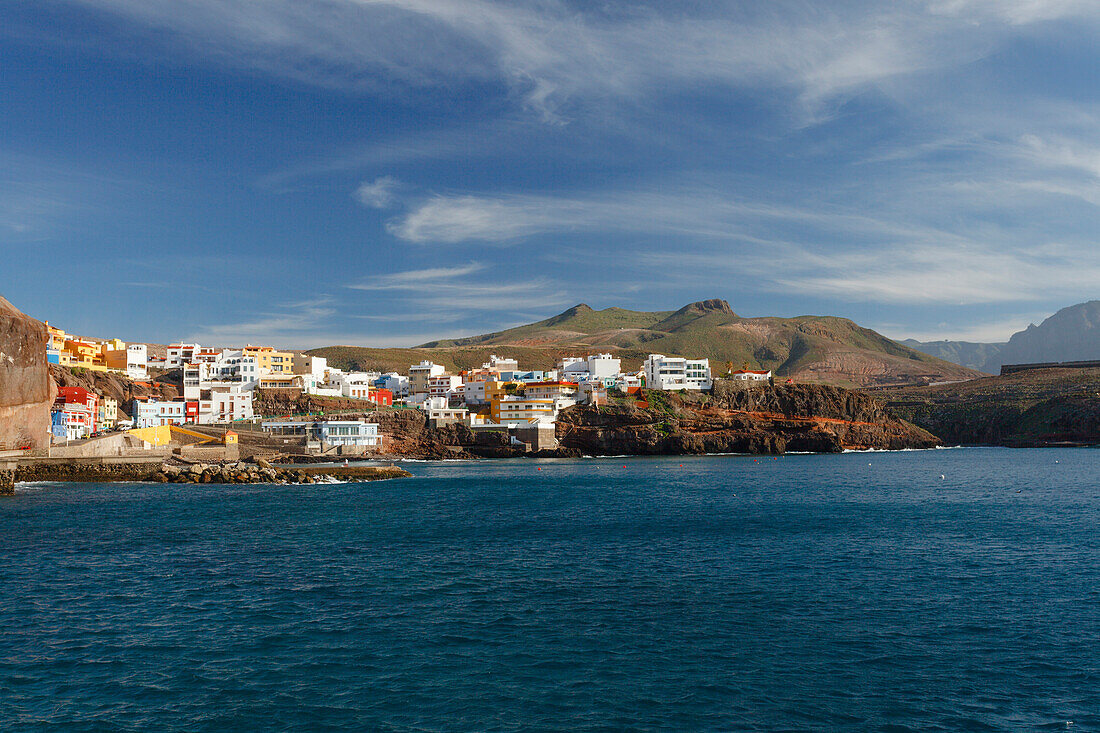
[309,299,982,388]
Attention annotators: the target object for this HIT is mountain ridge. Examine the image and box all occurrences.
[904,300,1100,373]
[310,300,981,388]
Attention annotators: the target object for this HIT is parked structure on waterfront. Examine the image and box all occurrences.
[260,419,382,452]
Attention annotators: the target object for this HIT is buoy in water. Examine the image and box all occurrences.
[940,474,945,480]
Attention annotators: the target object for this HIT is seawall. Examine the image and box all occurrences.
[6,458,411,488]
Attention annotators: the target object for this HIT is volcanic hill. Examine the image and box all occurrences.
[309,299,981,388]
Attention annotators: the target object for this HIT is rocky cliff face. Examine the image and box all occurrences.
[0,296,54,450]
[252,381,938,458]
[998,300,1100,366]
[556,382,939,456]
[50,363,179,414]
[878,367,1100,446]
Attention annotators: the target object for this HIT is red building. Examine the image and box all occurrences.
[370,388,393,407]
[54,386,100,438]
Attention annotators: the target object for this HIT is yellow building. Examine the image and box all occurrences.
[64,339,99,367]
[243,346,294,374]
[485,379,520,402]
[44,322,68,350]
[522,381,579,400]
[490,395,557,424]
[99,396,118,427]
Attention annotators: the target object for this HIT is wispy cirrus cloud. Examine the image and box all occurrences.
[350,262,485,287]
[50,0,1090,121]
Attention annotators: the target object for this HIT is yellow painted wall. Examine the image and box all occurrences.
[127,425,172,446]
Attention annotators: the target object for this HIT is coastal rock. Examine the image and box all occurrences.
[556,383,939,456]
[0,295,55,451]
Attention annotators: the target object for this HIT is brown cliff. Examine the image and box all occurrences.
[556,382,939,456]
[0,296,55,451]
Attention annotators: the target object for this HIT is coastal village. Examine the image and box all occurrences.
[42,320,774,454]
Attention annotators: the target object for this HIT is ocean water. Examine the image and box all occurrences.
[2,448,1099,731]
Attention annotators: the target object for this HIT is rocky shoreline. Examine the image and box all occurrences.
[3,458,411,492]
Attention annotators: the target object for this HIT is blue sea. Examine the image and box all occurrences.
[2,448,1099,731]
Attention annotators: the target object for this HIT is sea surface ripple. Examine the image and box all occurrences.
[2,448,1098,731]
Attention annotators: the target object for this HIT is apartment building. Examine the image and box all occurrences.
[643,354,713,391]
[409,360,445,394]
[489,395,560,425]
[242,345,294,374]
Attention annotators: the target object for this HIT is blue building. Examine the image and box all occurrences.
[50,410,67,439]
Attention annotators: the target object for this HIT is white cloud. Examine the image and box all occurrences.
[352,262,485,287]
[354,175,400,208]
[882,311,1049,342]
[55,0,1076,121]
[386,185,958,244]
[644,238,1100,307]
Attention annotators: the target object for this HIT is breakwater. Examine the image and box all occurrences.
[4,459,410,490]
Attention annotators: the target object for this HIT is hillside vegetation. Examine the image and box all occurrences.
[309,299,981,388]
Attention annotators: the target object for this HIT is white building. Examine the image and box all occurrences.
[428,374,464,401]
[613,372,644,392]
[166,343,201,368]
[643,354,713,391]
[426,403,469,426]
[463,377,490,405]
[327,370,382,399]
[379,372,410,398]
[731,369,772,382]
[212,351,259,385]
[559,353,621,383]
[483,354,519,373]
[126,344,148,380]
[197,385,253,424]
[183,353,259,400]
[293,354,328,380]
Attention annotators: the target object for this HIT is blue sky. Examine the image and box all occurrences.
[4,0,1100,347]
